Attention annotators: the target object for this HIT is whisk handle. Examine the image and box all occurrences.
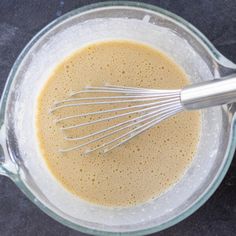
[181,74,236,110]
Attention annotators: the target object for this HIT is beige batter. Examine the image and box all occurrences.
[36,40,201,207]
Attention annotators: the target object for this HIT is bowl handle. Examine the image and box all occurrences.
[216,56,236,115]
[0,125,18,177]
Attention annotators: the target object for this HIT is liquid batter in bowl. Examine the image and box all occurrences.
[35,40,201,207]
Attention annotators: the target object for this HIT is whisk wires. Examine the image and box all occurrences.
[50,85,183,154]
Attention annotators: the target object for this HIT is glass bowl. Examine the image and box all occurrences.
[0,1,236,235]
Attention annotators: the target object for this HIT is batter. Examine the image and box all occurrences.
[35,40,201,207]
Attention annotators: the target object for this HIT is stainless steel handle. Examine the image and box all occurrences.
[181,74,236,110]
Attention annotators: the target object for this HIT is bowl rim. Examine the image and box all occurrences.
[1,1,236,235]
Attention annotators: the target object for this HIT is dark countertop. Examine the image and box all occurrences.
[0,1,236,235]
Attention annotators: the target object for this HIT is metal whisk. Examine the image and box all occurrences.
[50,74,236,154]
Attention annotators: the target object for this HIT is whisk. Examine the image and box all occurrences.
[50,75,236,154]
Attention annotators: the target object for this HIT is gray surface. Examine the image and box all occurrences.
[0,0,236,235]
